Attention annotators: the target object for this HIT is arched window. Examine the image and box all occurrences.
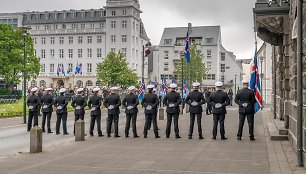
[86,80,93,87]
[76,80,83,88]
[39,80,46,87]
[31,80,37,88]
[96,80,102,87]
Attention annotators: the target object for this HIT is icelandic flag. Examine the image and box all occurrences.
[67,65,72,74]
[138,78,145,101]
[56,65,61,76]
[184,31,190,64]
[161,78,168,93]
[183,80,187,95]
[61,64,66,76]
[75,64,83,75]
[250,47,263,113]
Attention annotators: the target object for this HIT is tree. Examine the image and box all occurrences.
[97,51,138,88]
[175,44,207,86]
[0,24,40,87]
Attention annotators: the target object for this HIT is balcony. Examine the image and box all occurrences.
[29,28,105,35]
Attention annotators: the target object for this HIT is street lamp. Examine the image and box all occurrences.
[19,26,31,124]
[260,57,264,109]
[234,74,237,95]
[142,41,152,81]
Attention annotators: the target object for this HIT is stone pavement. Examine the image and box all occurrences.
[0,107,304,174]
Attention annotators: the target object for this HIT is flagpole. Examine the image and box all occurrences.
[188,23,191,95]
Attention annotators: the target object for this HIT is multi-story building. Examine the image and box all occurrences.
[0,0,150,89]
[152,26,243,91]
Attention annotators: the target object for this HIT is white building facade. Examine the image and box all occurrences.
[152,26,243,91]
[0,0,150,89]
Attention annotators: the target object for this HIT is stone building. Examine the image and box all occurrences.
[253,0,306,164]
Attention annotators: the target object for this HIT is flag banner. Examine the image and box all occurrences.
[161,78,168,93]
[61,64,66,76]
[183,80,187,95]
[75,64,83,75]
[250,47,263,113]
[184,31,190,64]
[138,78,145,101]
[57,64,61,76]
[67,65,72,74]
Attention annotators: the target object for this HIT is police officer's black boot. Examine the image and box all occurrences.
[199,135,204,140]
[250,137,255,141]
[237,137,242,141]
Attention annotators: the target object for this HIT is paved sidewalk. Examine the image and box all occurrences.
[0,108,304,174]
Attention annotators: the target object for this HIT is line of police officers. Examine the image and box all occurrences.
[26,80,256,141]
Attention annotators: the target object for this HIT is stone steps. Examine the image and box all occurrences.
[266,112,289,141]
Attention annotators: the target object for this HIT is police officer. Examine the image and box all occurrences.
[186,82,206,139]
[41,88,54,133]
[55,88,69,135]
[122,86,139,138]
[163,83,182,139]
[27,87,40,131]
[103,87,121,138]
[88,87,103,137]
[235,80,256,141]
[71,88,87,135]
[142,85,160,138]
[208,82,230,140]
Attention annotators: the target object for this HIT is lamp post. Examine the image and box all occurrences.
[19,26,31,124]
[142,41,152,81]
[234,74,237,95]
[260,57,264,109]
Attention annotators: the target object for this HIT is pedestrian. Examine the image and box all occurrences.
[27,87,40,131]
[54,88,69,135]
[142,85,160,138]
[228,88,234,106]
[71,88,87,135]
[122,86,139,138]
[41,88,54,133]
[88,87,103,137]
[186,82,206,139]
[208,82,230,140]
[103,87,121,138]
[235,80,256,141]
[163,83,182,139]
[204,88,212,115]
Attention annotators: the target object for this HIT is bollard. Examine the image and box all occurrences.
[159,107,164,120]
[75,119,85,141]
[30,126,42,153]
[186,104,190,113]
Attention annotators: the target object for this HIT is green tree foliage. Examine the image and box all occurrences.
[0,24,40,87]
[175,44,207,86]
[97,51,138,88]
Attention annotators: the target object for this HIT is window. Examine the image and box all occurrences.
[59,37,64,44]
[204,74,216,80]
[31,80,37,88]
[207,50,212,59]
[78,36,83,44]
[72,12,76,18]
[62,24,66,29]
[121,48,127,57]
[122,10,127,16]
[68,63,73,71]
[35,26,40,30]
[122,35,127,42]
[97,48,102,58]
[226,66,230,69]
[50,64,54,73]
[221,75,225,83]
[87,63,92,73]
[122,20,127,28]
[164,62,169,71]
[78,49,83,58]
[86,80,93,86]
[34,49,37,56]
[221,52,225,61]
[41,49,46,58]
[40,64,45,73]
[90,23,94,29]
[136,37,139,45]
[99,22,104,28]
[33,38,37,45]
[111,35,116,43]
[111,21,116,28]
[50,37,55,44]
[41,37,46,45]
[87,36,92,44]
[97,35,102,43]
[69,36,73,44]
[44,25,50,30]
[212,74,216,80]
[81,23,85,29]
[72,24,78,29]
[50,49,55,58]
[87,49,92,58]
[164,39,172,45]
[68,49,73,59]
[53,24,58,30]
[111,11,116,16]
[206,62,212,70]
[205,38,213,44]
[96,80,102,86]
[59,49,64,58]
[221,64,225,72]
[164,51,169,59]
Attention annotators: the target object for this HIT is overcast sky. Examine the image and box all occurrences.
[0,0,259,60]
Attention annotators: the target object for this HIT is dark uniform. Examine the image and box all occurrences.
[71,94,87,134]
[142,91,160,138]
[122,93,139,138]
[41,93,54,133]
[37,90,43,116]
[54,94,69,134]
[208,90,230,139]
[186,90,206,139]
[27,94,40,131]
[163,91,182,138]
[235,88,256,140]
[204,90,212,115]
[88,94,103,136]
[103,93,121,137]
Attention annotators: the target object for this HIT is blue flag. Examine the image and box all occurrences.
[250,47,263,113]
[184,31,190,64]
